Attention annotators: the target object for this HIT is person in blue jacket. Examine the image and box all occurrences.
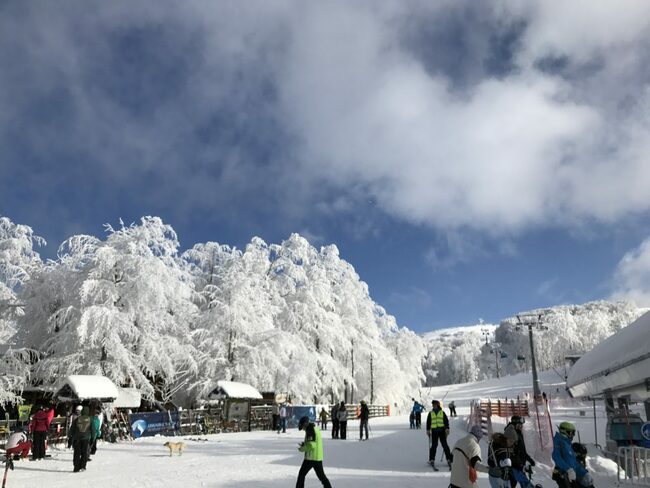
[411,398,425,429]
[552,422,593,488]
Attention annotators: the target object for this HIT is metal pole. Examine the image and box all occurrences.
[593,398,598,447]
[495,348,500,378]
[528,322,542,399]
[518,314,543,401]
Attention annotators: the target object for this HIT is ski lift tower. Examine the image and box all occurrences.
[516,312,547,404]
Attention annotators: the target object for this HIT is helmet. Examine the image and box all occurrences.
[298,416,310,431]
[511,415,525,425]
[559,422,576,438]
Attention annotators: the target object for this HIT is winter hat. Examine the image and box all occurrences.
[75,405,83,412]
[470,425,484,439]
[298,416,310,431]
[504,426,518,444]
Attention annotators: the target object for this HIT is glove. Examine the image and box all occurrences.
[580,473,593,487]
[499,458,512,468]
[528,458,536,467]
[445,429,449,436]
[567,469,576,482]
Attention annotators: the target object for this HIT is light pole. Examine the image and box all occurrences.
[493,342,502,379]
[516,313,545,402]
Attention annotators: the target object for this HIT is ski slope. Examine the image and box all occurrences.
[5,370,621,487]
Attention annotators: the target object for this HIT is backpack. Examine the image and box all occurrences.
[77,416,91,433]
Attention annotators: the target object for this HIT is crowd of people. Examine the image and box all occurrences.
[3,403,105,473]
[3,398,599,488]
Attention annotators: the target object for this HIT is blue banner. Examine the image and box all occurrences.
[128,411,180,438]
[286,405,317,428]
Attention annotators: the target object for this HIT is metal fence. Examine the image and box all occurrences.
[481,399,529,418]
[618,446,650,486]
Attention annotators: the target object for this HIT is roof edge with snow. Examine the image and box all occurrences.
[55,375,119,402]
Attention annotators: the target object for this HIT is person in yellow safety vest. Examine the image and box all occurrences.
[296,416,333,488]
[427,399,453,468]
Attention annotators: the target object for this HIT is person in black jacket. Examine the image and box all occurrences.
[426,399,452,467]
[358,400,369,441]
[70,406,94,472]
[331,403,339,439]
[504,415,536,488]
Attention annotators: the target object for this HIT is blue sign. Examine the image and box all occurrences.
[642,422,650,441]
[129,411,180,438]
[286,406,317,428]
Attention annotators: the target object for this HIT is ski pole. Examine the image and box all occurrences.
[2,456,13,488]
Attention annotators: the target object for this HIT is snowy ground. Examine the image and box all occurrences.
[6,370,623,487]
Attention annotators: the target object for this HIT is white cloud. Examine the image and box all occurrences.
[1,0,650,237]
[611,237,650,307]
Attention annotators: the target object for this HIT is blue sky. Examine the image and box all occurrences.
[2,1,650,333]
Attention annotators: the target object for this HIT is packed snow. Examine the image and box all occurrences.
[4,370,624,487]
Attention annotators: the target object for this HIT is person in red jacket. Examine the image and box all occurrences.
[29,405,52,460]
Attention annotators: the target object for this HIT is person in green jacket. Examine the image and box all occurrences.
[89,408,102,456]
[296,416,332,488]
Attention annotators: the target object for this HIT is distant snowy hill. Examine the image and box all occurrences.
[421,300,646,386]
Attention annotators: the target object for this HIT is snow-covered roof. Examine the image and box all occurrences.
[55,375,119,402]
[567,311,650,400]
[210,381,262,399]
[110,387,141,409]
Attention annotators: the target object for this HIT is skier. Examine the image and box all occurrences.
[449,401,458,417]
[331,403,339,439]
[427,399,453,468]
[412,398,425,429]
[319,407,329,431]
[272,403,280,432]
[504,415,536,488]
[295,415,332,488]
[89,407,103,456]
[487,430,516,488]
[358,400,369,441]
[450,425,489,488]
[69,406,93,472]
[278,403,288,434]
[67,405,83,448]
[552,422,593,488]
[29,405,52,460]
[4,427,32,460]
[337,401,348,440]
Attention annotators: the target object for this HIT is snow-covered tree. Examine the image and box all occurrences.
[15,217,200,402]
[0,216,45,404]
